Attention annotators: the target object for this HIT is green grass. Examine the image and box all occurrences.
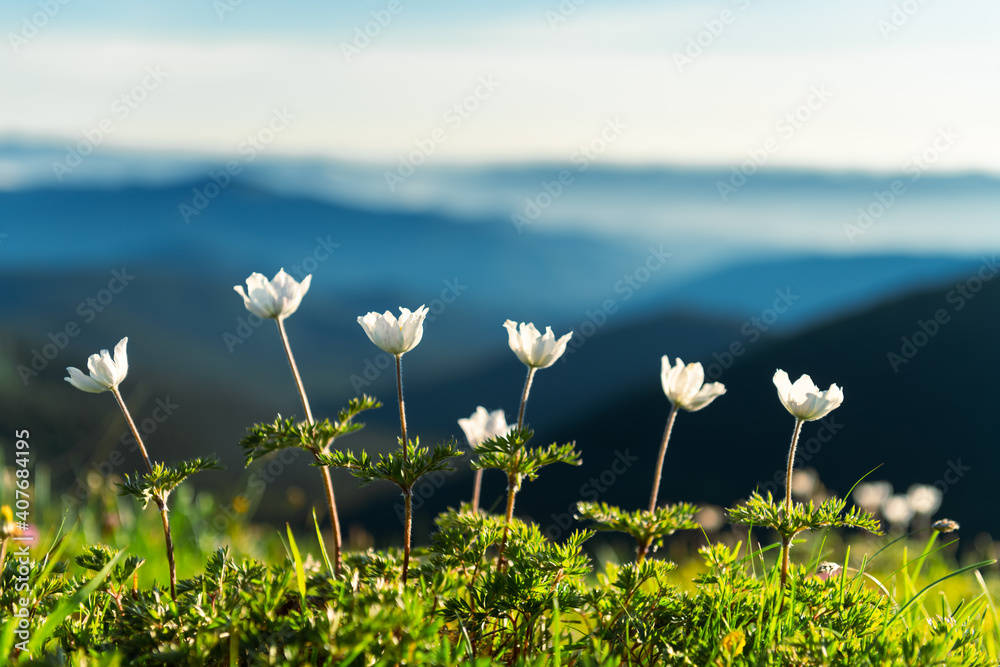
[2,461,998,666]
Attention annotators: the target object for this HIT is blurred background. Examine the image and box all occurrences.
[2,1,998,551]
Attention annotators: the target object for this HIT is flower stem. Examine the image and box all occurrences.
[516,367,537,429]
[780,534,792,587]
[275,318,343,576]
[156,498,177,599]
[402,488,412,585]
[275,319,313,423]
[111,387,154,475]
[779,418,804,586]
[636,537,652,564]
[111,387,177,598]
[317,463,343,575]
[395,354,408,459]
[648,404,679,512]
[470,469,484,513]
[783,419,804,512]
[497,473,519,569]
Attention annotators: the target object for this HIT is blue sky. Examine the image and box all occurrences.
[2,0,999,172]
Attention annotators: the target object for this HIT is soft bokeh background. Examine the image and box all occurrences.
[2,1,998,548]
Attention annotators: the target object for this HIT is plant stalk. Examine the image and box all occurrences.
[396,354,408,459]
[402,488,412,584]
[112,387,176,598]
[470,469,484,513]
[780,418,804,586]
[276,318,343,575]
[516,367,537,429]
[156,498,177,599]
[497,472,519,569]
[111,387,154,475]
[648,404,679,512]
[275,318,313,423]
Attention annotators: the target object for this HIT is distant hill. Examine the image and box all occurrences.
[517,263,1000,542]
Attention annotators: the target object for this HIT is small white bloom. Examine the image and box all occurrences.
[907,484,942,516]
[773,369,844,421]
[65,337,129,393]
[792,469,818,499]
[882,494,915,526]
[853,481,892,513]
[234,268,312,320]
[660,356,726,412]
[458,407,510,447]
[358,306,429,355]
[503,320,572,369]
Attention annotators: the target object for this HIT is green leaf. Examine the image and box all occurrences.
[240,395,381,464]
[118,456,224,507]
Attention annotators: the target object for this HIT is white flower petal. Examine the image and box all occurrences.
[773,369,843,421]
[235,269,310,320]
[65,366,109,393]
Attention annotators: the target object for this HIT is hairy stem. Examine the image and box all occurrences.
[396,354,408,460]
[780,418,804,585]
[402,488,412,585]
[648,404,679,512]
[111,387,154,475]
[112,387,176,598]
[318,463,343,575]
[780,534,792,587]
[497,473,519,569]
[516,367,537,430]
[156,497,177,599]
[636,537,652,564]
[275,318,313,423]
[470,469,484,513]
[276,318,344,575]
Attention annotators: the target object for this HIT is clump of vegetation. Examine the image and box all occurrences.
[2,270,997,665]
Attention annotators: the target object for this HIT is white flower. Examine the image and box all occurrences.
[852,481,892,513]
[358,306,429,355]
[458,407,510,447]
[660,357,726,411]
[503,320,572,369]
[773,369,844,421]
[907,484,942,516]
[882,494,915,526]
[65,337,129,393]
[234,269,312,320]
